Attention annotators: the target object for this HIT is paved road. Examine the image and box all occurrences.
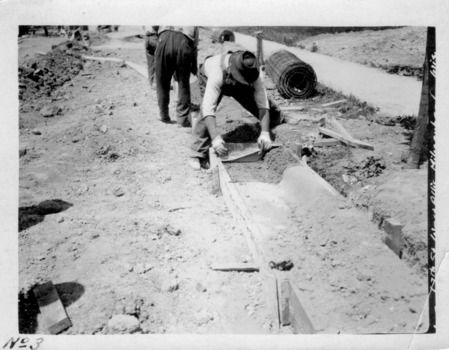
[234,32,422,117]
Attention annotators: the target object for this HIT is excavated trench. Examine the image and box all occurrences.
[215,96,429,334]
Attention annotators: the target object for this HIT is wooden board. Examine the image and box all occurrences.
[321,99,347,108]
[318,127,374,151]
[278,279,291,326]
[326,116,353,140]
[211,263,259,272]
[33,281,71,334]
[280,106,305,112]
[125,61,148,79]
[81,55,124,63]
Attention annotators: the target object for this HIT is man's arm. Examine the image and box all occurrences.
[259,108,270,132]
[257,107,272,152]
[204,115,227,156]
[204,116,219,140]
[191,27,199,76]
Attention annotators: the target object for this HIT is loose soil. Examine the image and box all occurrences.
[18,28,278,335]
[18,26,428,335]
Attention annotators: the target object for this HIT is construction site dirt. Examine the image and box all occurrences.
[18,26,429,335]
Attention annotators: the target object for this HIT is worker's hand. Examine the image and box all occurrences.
[258,131,272,154]
[212,135,228,157]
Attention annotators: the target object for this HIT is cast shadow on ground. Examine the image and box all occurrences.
[19,199,73,232]
[18,281,85,334]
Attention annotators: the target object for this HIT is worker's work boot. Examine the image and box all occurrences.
[188,157,201,171]
[199,158,210,170]
[160,114,172,124]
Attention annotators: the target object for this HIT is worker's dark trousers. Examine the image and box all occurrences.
[190,66,259,159]
[155,31,194,125]
[144,34,158,87]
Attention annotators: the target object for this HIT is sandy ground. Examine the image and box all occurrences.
[18,28,278,335]
[18,26,429,334]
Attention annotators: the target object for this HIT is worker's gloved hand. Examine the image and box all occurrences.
[258,131,273,154]
[212,135,228,157]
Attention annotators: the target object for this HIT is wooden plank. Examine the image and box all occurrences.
[81,55,124,63]
[33,281,71,334]
[278,279,291,326]
[211,263,259,272]
[288,281,316,334]
[318,127,374,151]
[321,99,347,108]
[326,116,353,140]
[211,166,221,195]
[314,139,343,147]
[280,106,305,112]
[125,61,148,79]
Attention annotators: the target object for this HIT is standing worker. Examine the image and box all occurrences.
[189,50,273,170]
[142,26,159,90]
[154,26,199,127]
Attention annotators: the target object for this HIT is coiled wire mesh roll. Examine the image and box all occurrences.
[211,28,235,43]
[265,50,317,99]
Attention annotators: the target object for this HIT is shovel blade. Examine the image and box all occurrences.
[221,143,261,163]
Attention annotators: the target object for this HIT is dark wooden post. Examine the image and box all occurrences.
[406,27,436,168]
[255,31,264,66]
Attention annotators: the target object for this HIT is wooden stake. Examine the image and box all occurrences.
[255,31,264,66]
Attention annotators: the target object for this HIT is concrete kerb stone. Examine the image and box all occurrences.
[381,217,404,257]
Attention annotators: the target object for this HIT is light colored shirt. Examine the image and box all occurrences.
[202,54,269,118]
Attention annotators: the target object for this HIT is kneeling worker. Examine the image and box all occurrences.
[189,50,273,170]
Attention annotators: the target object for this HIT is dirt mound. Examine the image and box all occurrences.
[264,147,298,179]
[18,41,88,103]
[222,122,261,143]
